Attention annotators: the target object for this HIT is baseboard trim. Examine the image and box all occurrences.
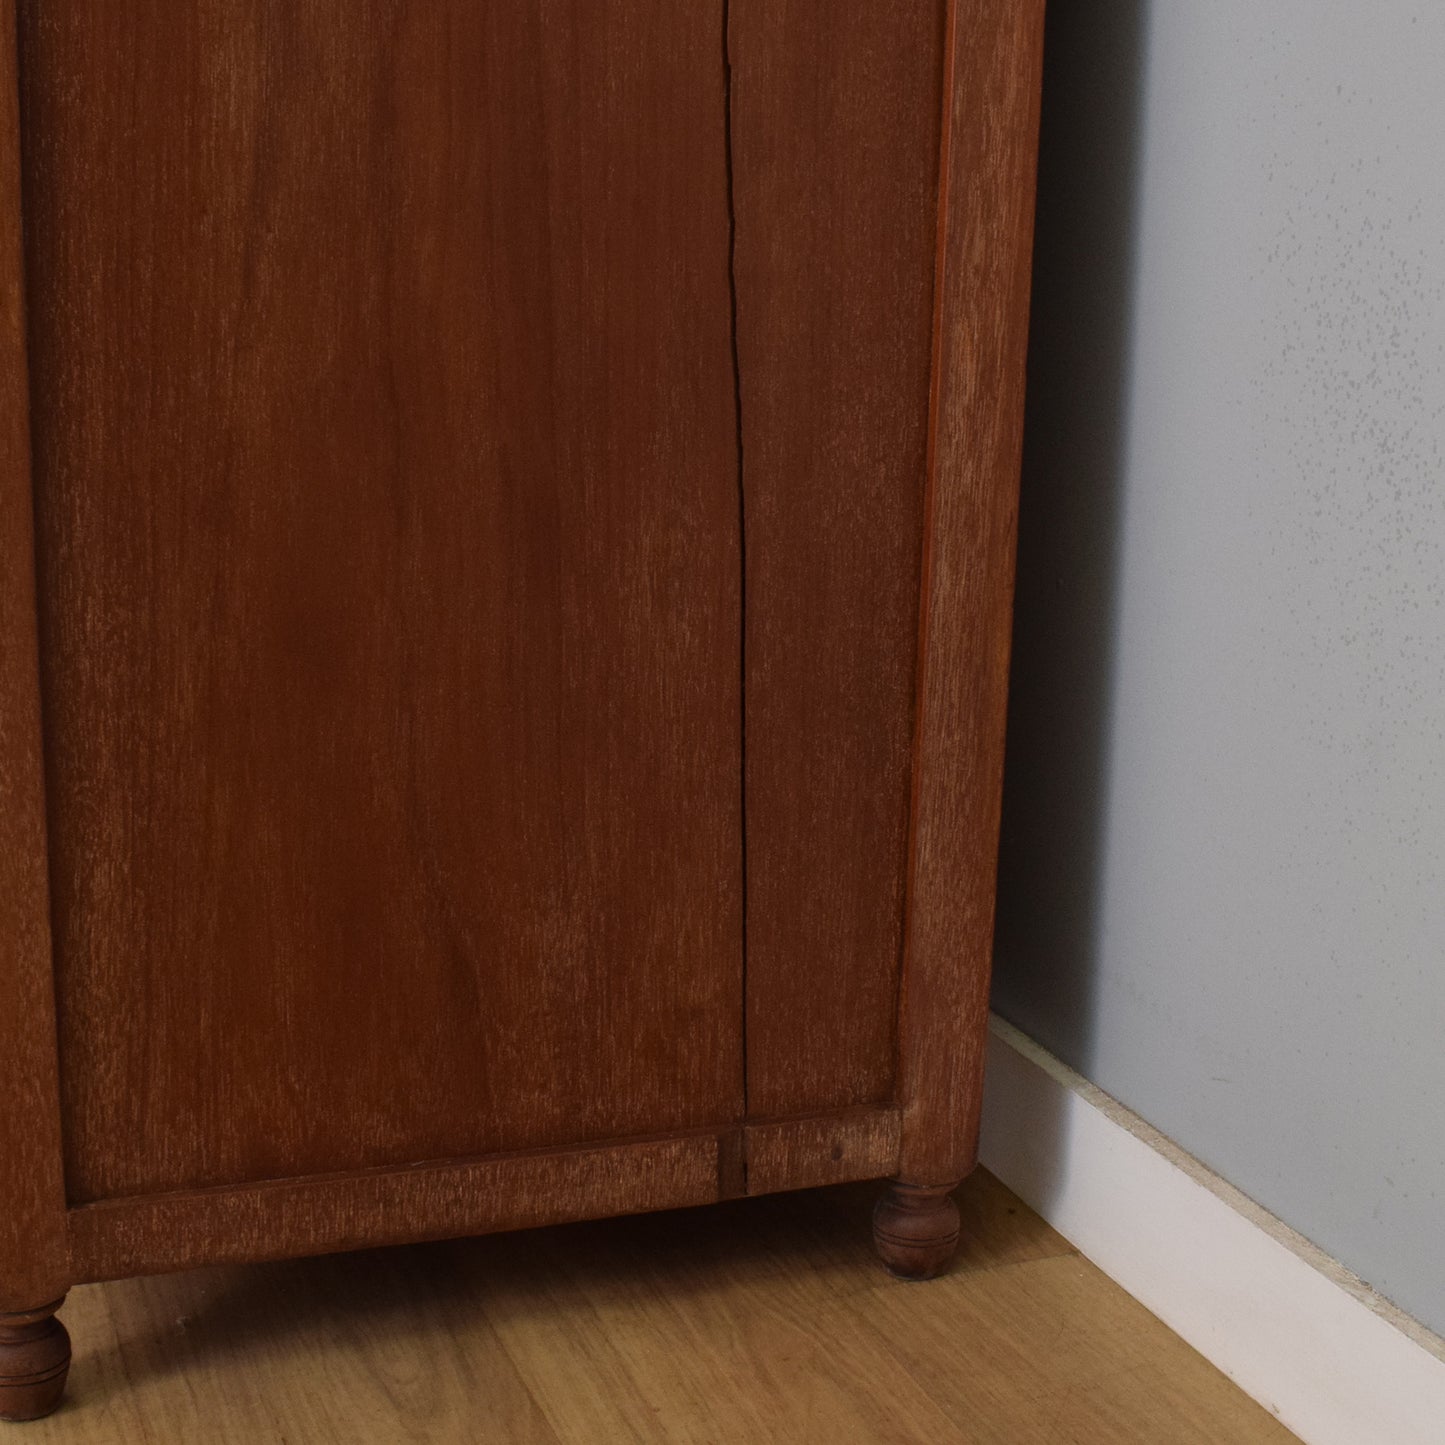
[979,1015,1445,1445]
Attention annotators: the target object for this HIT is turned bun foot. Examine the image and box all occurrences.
[0,1300,70,1422]
[872,1181,961,1280]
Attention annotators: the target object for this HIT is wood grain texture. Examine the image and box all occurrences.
[729,0,945,1116]
[17,1173,1300,1444]
[742,1106,899,1196]
[6,2,1049,1380]
[896,0,1047,1184]
[69,1104,914,1284]
[0,0,69,1314]
[68,1134,722,1284]
[18,1,744,1202]
[739,1103,895,1196]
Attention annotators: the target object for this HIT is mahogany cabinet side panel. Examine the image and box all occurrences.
[897,0,1047,1184]
[730,0,945,1117]
[19,1,745,1202]
[0,0,68,1311]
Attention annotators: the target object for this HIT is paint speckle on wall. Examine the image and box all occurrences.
[995,3,1445,1338]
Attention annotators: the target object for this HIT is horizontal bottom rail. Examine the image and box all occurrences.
[68,1104,901,1283]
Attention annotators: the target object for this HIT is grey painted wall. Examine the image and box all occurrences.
[993,2,1445,1335]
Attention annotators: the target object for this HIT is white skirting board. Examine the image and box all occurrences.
[978,1015,1445,1445]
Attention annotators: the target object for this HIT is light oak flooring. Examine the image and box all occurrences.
[27,1170,1298,1443]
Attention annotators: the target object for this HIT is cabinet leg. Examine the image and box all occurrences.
[872,1181,961,1280]
[0,1299,70,1422]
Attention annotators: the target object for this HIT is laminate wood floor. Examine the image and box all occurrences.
[28,1170,1298,1443]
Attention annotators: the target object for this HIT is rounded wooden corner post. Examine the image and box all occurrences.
[889,0,1047,1261]
[2,0,76,1420]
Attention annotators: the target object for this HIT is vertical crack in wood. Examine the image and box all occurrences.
[721,0,749,1184]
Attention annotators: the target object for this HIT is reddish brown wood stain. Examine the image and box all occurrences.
[21,2,745,1202]
[898,0,1048,1184]
[730,0,945,1118]
[0,0,1046,1415]
[0,0,68,1316]
[68,1134,726,1284]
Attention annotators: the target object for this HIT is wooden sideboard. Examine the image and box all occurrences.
[0,0,1044,1420]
